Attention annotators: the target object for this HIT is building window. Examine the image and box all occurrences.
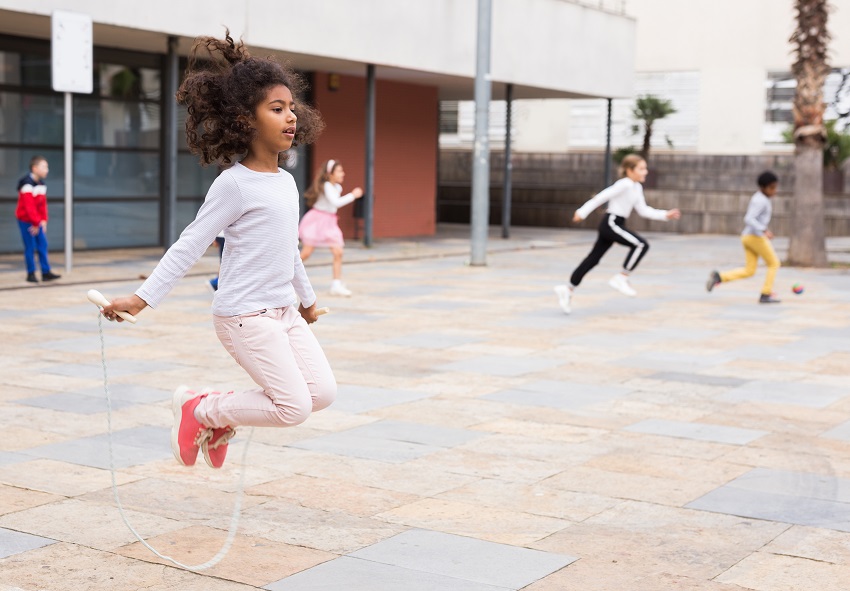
[764,69,850,145]
[440,101,459,134]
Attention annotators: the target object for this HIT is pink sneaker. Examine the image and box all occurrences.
[202,426,237,469]
[170,386,208,466]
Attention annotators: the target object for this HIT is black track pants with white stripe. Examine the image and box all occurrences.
[570,214,649,287]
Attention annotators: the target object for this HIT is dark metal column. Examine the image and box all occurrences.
[604,97,613,186]
[501,83,513,239]
[161,35,179,248]
[364,64,376,247]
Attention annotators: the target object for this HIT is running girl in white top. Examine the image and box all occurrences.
[101,31,336,470]
[298,159,363,296]
[554,154,681,314]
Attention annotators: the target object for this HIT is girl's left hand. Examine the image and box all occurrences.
[299,301,320,324]
[666,208,681,220]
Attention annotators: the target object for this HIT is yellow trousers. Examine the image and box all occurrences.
[720,235,780,295]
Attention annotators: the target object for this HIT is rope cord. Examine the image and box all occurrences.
[97,313,252,571]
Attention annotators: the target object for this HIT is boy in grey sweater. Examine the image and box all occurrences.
[706,171,781,304]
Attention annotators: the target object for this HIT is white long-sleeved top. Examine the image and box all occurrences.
[136,162,315,316]
[575,177,669,222]
[310,182,356,214]
[742,191,772,237]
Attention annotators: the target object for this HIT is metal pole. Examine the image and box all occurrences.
[470,0,492,265]
[501,83,513,239]
[364,64,376,247]
[64,91,72,273]
[604,98,613,186]
[162,35,179,248]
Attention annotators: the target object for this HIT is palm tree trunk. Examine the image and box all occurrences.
[641,124,652,160]
[788,144,828,266]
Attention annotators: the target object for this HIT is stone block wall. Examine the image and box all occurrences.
[437,151,850,236]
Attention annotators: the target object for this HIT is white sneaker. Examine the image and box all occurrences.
[553,285,572,314]
[329,281,352,297]
[608,274,637,297]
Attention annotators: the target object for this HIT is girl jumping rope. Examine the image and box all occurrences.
[298,160,363,297]
[102,32,336,470]
[554,154,681,314]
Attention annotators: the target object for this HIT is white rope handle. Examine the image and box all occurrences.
[96,312,251,571]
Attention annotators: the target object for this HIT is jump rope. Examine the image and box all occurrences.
[87,289,327,571]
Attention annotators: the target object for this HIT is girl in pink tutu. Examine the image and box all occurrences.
[299,159,363,296]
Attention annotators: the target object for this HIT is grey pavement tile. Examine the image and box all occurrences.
[340,420,483,448]
[647,371,749,388]
[483,380,630,410]
[265,556,512,591]
[373,285,448,298]
[721,380,847,409]
[90,426,172,454]
[290,432,443,463]
[20,432,172,469]
[437,355,564,377]
[729,343,836,364]
[40,359,188,380]
[797,326,850,339]
[332,384,433,413]
[617,350,738,372]
[0,451,29,466]
[349,529,576,589]
[0,527,56,559]
[320,312,387,326]
[13,392,137,415]
[41,335,149,352]
[687,484,850,532]
[386,332,482,349]
[407,300,477,310]
[822,420,850,441]
[725,468,850,504]
[74,383,172,404]
[625,419,767,445]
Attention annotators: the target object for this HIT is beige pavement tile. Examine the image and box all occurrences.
[77,477,273,522]
[0,542,258,591]
[524,563,746,591]
[720,446,850,478]
[455,433,595,465]
[377,497,571,546]
[763,525,850,565]
[0,498,186,551]
[0,484,62,516]
[715,552,850,591]
[533,501,788,581]
[0,403,107,439]
[117,525,335,586]
[436,478,620,522]
[295,453,480,496]
[410,447,563,483]
[366,397,515,428]
[225,498,405,554]
[470,417,609,443]
[807,352,850,376]
[0,424,69,451]
[247,474,420,517]
[584,451,751,485]
[700,404,848,437]
[542,465,721,506]
[0,459,142,496]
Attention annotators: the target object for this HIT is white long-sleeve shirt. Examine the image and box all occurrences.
[576,177,669,222]
[742,191,772,237]
[310,181,356,214]
[136,162,315,316]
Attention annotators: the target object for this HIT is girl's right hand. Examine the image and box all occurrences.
[101,295,147,322]
[666,208,681,220]
[352,187,364,199]
[572,212,582,223]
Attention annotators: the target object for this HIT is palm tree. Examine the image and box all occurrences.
[788,0,830,267]
[631,95,676,161]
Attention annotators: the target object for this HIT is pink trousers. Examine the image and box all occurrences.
[196,305,336,429]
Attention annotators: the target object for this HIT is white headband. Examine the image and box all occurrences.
[326,160,336,174]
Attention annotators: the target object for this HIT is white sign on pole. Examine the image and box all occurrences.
[51,10,93,93]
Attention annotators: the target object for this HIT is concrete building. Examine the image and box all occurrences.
[0,0,635,254]
[442,0,850,155]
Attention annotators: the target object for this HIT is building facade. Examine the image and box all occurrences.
[0,0,635,254]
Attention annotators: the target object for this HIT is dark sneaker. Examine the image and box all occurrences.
[706,270,721,292]
[26,273,38,283]
[759,293,781,304]
[42,271,61,281]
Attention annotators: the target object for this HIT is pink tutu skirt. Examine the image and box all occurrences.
[299,209,345,248]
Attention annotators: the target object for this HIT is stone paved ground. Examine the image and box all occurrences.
[0,225,849,590]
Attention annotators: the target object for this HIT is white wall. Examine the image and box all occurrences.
[472,0,850,154]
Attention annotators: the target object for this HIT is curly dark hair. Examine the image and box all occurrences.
[176,30,324,166]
